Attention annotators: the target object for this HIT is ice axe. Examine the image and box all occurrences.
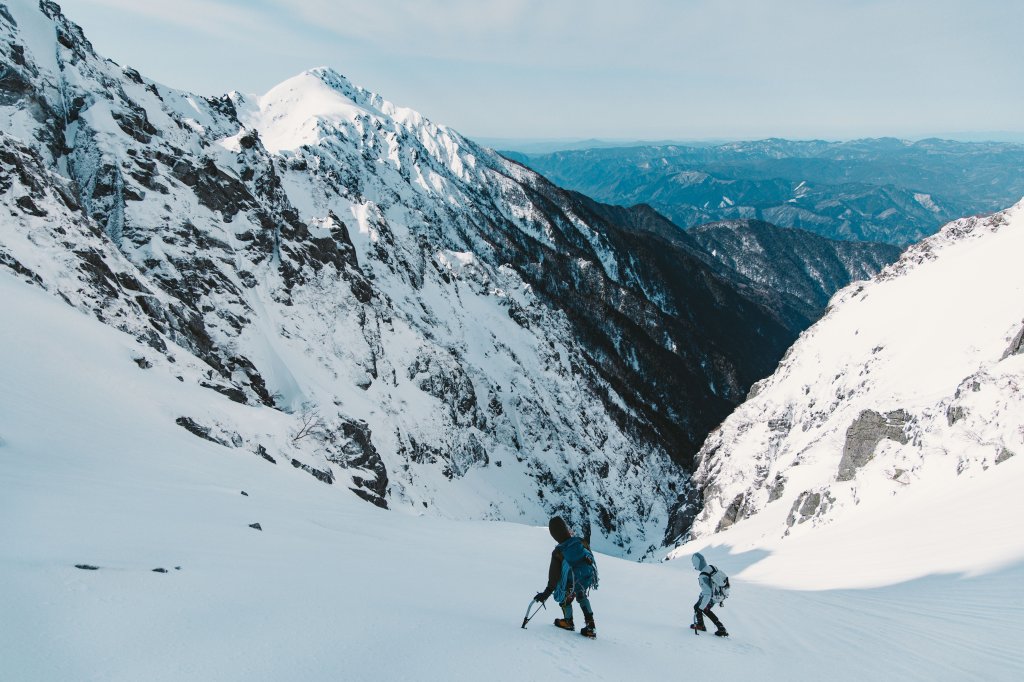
[521,597,547,629]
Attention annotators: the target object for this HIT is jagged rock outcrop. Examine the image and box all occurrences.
[837,409,911,481]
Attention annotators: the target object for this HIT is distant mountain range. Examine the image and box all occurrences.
[506,138,1024,245]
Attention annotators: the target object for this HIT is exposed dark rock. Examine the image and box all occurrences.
[444,432,488,479]
[110,101,158,143]
[837,409,911,481]
[73,248,122,299]
[255,444,276,464]
[996,448,1015,464]
[228,355,274,406]
[74,564,100,570]
[239,130,259,149]
[133,356,152,369]
[0,4,17,27]
[240,490,249,496]
[0,62,34,104]
[407,350,480,426]
[122,66,143,84]
[175,416,213,441]
[715,493,746,532]
[326,419,389,507]
[1003,323,1024,359]
[662,485,700,545]
[199,380,248,405]
[0,251,43,285]
[249,522,262,531]
[15,195,46,216]
[786,490,835,526]
[787,491,820,526]
[290,458,334,484]
[174,416,230,447]
[946,405,967,426]
[169,157,256,217]
[152,567,168,573]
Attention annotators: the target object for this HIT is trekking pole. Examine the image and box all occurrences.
[692,611,699,636]
[521,598,547,629]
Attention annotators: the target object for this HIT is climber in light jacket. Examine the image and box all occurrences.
[690,552,728,636]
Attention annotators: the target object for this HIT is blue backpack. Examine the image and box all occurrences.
[553,537,599,602]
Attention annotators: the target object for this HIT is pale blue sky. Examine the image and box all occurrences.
[56,0,1024,141]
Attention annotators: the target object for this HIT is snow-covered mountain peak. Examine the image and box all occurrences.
[5,0,807,556]
[236,70,373,153]
[235,65,474,191]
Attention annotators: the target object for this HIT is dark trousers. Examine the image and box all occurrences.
[694,599,723,629]
[561,591,594,621]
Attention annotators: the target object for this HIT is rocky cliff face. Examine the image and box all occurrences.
[689,220,902,321]
[686,202,1024,541]
[0,1,807,554]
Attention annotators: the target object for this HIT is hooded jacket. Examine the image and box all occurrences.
[692,552,716,609]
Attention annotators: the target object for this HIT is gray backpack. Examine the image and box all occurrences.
[702,565,731,605]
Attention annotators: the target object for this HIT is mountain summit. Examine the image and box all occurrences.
[234,68,434,155]
[0,0,822,553]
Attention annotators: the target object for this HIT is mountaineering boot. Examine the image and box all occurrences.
[553,618,575,631]
[580,613,596,639]
[689,623,707,632]
[714,627,729,637]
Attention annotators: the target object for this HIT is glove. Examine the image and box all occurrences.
[534,591,549,603]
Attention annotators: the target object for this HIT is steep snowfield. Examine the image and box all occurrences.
[677,202,1024,592]
[3,271,1022,680]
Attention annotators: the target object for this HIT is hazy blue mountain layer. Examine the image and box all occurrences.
[509,138,1024,245]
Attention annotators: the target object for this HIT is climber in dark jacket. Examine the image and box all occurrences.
[533,516,599,638]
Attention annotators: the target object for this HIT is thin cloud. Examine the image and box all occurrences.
[48,0,1024,138]
[71,0,285,43]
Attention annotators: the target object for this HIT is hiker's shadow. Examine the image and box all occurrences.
[692,546,771,573]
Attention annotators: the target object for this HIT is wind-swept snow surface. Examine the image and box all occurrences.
[3,271,1022,680]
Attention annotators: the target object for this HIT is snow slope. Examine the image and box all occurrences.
[2,271,1022,680]
[672,202,1024,595]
